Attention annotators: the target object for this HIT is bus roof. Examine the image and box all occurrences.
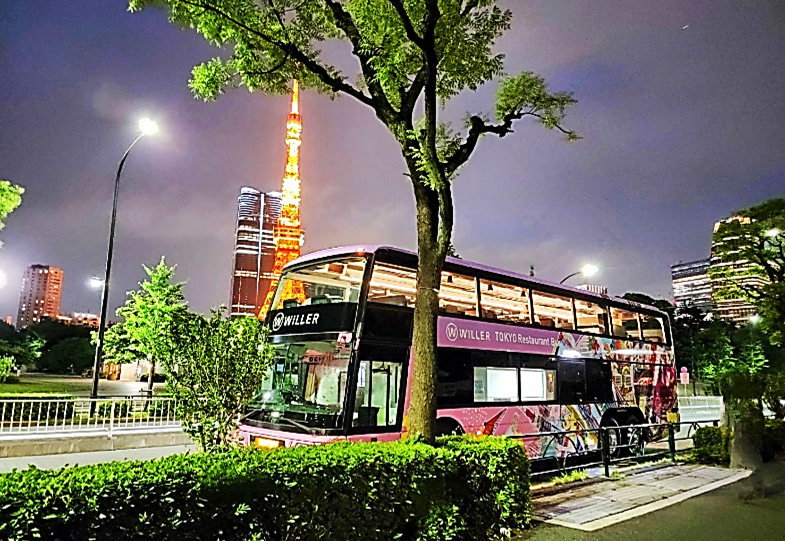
[286,245,668,316]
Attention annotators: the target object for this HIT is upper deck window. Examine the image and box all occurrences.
[574,299,609,335]
[368,263,417,308]
[271,257,366,310]
[439,272,478,315]
[611,307,641,339]
[640,313,666,343]
[532,291,574,330]
[478,279,531,322]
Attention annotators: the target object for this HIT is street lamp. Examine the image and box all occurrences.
[765,228,780,237]
[91,118,158,399]
[560,263,599,284]
[88,276,104,289]
[750,314,761,324]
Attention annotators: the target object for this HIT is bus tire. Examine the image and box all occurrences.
[435,418,464,437]
[601,415,624,458]
[623,414,645,457]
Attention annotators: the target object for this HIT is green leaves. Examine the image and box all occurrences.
[164,311,273,451]
[495,72,578,140]
[0,437,530,540]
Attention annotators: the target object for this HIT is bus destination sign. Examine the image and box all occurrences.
[267,303,357,336]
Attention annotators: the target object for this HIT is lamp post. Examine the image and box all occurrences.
[91,119,158,399]
[559,263,599,284]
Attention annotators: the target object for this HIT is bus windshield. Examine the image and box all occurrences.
[246,340,351,431]
[270,257,366,311]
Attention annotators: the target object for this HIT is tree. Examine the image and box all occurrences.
[102,257,189,391]
[0,179,24,239]
[129,0,577,440]
[711,198,785,345]
[162,311,273,450]
[0,335,43,369]
[36,337,94,375]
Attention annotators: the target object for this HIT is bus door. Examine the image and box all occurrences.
[350,343,408,432]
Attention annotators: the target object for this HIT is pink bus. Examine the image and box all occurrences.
[239,246,677,461]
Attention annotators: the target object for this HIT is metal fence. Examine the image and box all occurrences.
[0,396,181,440]
[512,419,719,478]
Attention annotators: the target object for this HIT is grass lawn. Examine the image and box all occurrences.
[0,376,93,396]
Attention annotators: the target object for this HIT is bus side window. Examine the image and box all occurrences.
[532,291,574,330]
[436,348,474,407]
[352,360,403,428]
[610,307,641,339]
[558,360,585,403]
[439,272,478,315]
[574,299,609,335]
[640,313,666,343]
[478,279,530,323]
[585,360,613,402]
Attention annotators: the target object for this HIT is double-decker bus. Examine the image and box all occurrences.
[240,246,677,460]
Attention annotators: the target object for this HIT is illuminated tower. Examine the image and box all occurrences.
[261,81,305,315]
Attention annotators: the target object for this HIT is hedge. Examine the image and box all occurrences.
[0,436,530,541]
[692,426,731,466]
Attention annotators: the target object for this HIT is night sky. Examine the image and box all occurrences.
[1,1,783,321]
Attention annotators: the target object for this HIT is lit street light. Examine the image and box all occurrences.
[750,314,761,324]
[765,228,781,237]
[560,263,599,284]
[91,118,159,399]
[88,276,104,289]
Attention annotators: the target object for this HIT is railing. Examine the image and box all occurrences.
[0,396,181,440]
[512,419,719,478]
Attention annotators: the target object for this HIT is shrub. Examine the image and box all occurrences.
[0,437,530,541]
[94,400,132,419]
[762,419,785,461]
[0,355,13,383]
[436,435,531,537]
[692,426,731,466]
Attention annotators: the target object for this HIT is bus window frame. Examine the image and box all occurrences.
[364,248,673,348]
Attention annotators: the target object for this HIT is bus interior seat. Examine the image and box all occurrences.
[283,299,299,309]
[374,294,408,306]
[311,295,330,305]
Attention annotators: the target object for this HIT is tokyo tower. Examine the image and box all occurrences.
[260,81,305,316]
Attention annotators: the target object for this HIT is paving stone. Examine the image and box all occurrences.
[650,474,708,492]
[685,466,737,481]
[600,484,675,503]
[557,500,637,524]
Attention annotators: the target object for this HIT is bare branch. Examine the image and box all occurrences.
[443,109,577,177]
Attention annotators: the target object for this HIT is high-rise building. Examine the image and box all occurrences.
[230,188,282,316]
[57,312,100,328]
[262,80,306,314]
[710,216,769,323]
[671,258,712,312]
[17,265,64,328]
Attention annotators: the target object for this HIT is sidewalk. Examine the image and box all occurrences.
[533,464,751,531]
[0,444,196,473]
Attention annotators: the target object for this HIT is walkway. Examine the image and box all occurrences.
[0,444,196,473]
[533,464,751,531]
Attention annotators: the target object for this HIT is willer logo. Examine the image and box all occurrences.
[272,312,285,331]
[445,322,458,342]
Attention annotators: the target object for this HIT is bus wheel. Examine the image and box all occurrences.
[623,415,645,457]
[601,416,624,458]
[435,418,464,437]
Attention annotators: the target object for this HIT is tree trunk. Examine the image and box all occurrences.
[147,361,156,393]
[730,398,764,471]
[406,183,443,443]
